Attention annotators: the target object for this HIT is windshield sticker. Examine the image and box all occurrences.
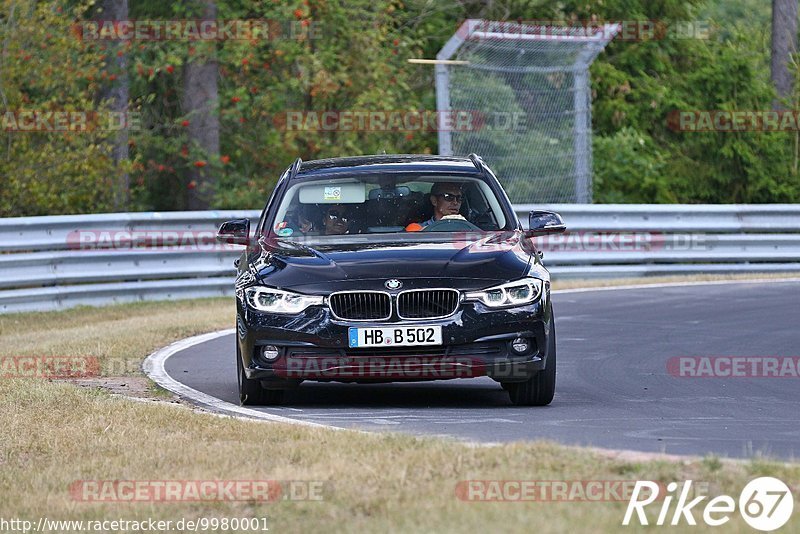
[277,227,294,237]
[323,186,342,201]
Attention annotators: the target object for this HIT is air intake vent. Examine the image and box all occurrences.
[329,291,391,321]
[397,289,460,319]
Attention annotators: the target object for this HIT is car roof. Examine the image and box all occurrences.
[297,154,482,177]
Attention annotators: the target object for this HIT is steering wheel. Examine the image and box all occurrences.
[421,217,481,232]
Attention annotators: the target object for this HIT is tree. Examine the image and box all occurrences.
[95,0,130,210]
[771,0,798,109]
[182,0,219,210]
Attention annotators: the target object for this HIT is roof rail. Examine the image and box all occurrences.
[288,157,303,180]
[468,153,487,175]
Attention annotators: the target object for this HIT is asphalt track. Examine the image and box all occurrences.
[160,281,800,460]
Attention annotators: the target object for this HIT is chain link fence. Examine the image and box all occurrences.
[436,20,618,203]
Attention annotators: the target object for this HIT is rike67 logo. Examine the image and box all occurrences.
[623,477,794,531]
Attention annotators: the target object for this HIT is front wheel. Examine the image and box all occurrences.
[506,316,556,406]
[237,343,284,406]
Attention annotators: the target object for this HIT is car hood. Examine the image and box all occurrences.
[249,233,534,293]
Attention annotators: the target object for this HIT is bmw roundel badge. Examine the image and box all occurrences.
[384,279,403,290]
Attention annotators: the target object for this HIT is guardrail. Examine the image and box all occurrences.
[1,205,799,313]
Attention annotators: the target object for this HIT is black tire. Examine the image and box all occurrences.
[237,343,284,406]
[506,316,556,406]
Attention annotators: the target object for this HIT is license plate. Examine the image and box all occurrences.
[348,326,442,348]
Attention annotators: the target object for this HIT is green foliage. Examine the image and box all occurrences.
[594,128,672,203]
[593,13,800,203]
[0,0,120,216]
[700,0,771,33]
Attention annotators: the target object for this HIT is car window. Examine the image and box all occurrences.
[269,175,508,238]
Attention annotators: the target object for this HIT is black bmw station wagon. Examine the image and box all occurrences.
[218,154,566,406]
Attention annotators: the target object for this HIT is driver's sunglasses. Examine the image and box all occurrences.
[326,211,349,222]
[436,193,463,203]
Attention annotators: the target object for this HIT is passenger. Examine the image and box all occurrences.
[322,204,352,235]
[296,205,316,234]
[277,205,318,235]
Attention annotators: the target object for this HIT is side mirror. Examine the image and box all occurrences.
[217,218,250,245]
[524,210,566,237]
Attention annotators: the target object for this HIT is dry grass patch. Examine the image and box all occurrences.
[0,298,232,378]
[1,378,798,532]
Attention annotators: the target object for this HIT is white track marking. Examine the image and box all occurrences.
[142,329,344,430]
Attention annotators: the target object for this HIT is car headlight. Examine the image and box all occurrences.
[245,287,324,314]
[465,278,543,308]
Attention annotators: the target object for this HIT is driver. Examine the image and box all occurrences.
[421,182,464,228]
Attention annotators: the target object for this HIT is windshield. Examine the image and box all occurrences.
[268,174,510,239]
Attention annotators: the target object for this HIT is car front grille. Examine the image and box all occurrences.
[328,289,461,320]
[397,289,460,319]
[328,291,391,321]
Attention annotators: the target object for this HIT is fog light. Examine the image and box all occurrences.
[261,345,281,361]
[511,338,530,354]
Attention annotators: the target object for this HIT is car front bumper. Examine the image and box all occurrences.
[237,297,553,385]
